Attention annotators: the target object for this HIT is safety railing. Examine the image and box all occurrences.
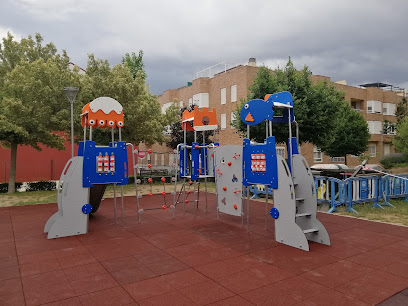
[249,184,273,199]
[314,174,408,214]
[314,176,346,213]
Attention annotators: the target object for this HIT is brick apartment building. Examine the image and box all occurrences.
[152,59,405,168]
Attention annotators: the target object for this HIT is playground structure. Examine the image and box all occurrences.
[240,91,330,251]
[132,106,220,221]
[44,97,129,239]
[44,93,331,252]
[174,107,218,213]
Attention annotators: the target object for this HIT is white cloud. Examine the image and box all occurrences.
[1,0,407,93]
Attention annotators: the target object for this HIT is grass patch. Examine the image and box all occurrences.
[0,180,218,208]
[2,182,408,227]
[0,190,58,207]
[336,198,408,226]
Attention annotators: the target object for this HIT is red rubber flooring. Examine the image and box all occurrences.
[1,192,408,305]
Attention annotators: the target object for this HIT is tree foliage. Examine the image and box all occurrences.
[319,102,370,164]
[0,33,178,192]
[122,50,146,80]
[78,54,178,145]
[396,96,408,125]
[393,117,408,155]
[232,59,345,148]
[232,58,370,163]
[0,32,78,192]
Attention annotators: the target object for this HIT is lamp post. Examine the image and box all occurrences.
[64,87,79,158]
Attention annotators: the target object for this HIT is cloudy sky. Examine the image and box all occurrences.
[1,0,407,95]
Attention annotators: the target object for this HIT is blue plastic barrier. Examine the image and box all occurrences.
[314,177,346,213]
[315,174,408,214]
[249,184,273,199]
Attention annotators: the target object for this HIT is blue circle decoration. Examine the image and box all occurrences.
[82,204,93,214]
[270,207,279,219]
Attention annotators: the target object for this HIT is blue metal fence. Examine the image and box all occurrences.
[314,174,408,214]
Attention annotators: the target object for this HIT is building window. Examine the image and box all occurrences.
[193,93,209,108]
[221,114,227,130]
[168,153,175,166]
[384,143,391,156]
[161,102,172,114]
[351,99,363,112]
[383,103,396,116]
[221,88,226,105]
[276,147,285,158]
[330,157,345,162]
[231,85,237,102]
[369,143,376,157]
[367,121,383,134]
[367,100,382,114]
[230,112,236,129]
[313,146,322,162]
[383,121,396,135]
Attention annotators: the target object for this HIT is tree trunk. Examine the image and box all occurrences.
[344,154,347,166]
[8,142,18,193]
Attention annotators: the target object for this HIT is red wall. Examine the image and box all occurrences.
[0,140,137,183]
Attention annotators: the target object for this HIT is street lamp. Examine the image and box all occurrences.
[64,87,79,158]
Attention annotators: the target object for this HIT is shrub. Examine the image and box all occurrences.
[26,181,56,192]
[0,182,23,193]
[380,153,408,169]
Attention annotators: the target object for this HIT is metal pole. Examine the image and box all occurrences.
[64,87,79,158]
[83,116,87,142]
[113,184,117,224]
[265,186,269,230]
[71,101,74,157]
[265,121,268,139]
[120,179,123,225]
[295,121,300,154]
[112,128,116,223]
[288,108,293,171]
[70,102,74,158]
[203,130,208,212]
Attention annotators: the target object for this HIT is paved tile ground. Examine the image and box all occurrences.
[1,192,408,305]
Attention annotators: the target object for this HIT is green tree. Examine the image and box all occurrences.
[396,96,408,125]
[393,117,408,155]
[78,54,178,146]
[232,58,345,148]
[0,32,78,192]
[320,102,370,164]
[122,50,146,80]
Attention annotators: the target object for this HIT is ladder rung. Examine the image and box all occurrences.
[303,228,319,234]
[296,198,305,201]
[296,213,311,217]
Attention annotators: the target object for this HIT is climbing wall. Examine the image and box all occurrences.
[214,145,243,217]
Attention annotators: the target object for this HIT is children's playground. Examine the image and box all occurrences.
[1,94,408,305]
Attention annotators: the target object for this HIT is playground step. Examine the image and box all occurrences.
[295,213,312,218]
[295,197,305,201]
[303,228,319,234]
